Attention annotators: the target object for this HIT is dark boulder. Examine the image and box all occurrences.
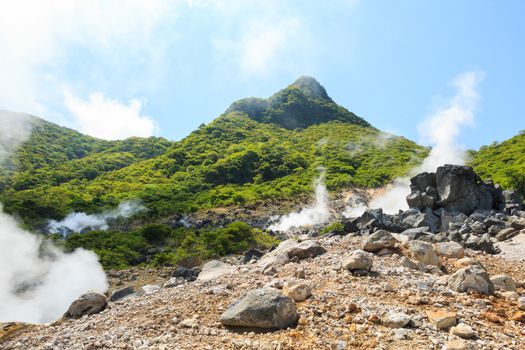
[241,249,264,264]
[173,266,200,281]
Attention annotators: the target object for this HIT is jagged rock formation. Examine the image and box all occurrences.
[406,164,505,215]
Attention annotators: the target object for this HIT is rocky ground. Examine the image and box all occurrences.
[2,230,525,350]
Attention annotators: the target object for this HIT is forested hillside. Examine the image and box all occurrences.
[0,77,426,228]
[470,130,525,195]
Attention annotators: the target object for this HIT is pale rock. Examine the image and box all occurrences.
[362,230,398,253]
[490,274,516,291]
[407,240,441,267]
[518,297,525,310]
[433,241,465,259]
[381,311,411,328]
[426,310,457,329]
[400,256,419,270]
[282,280,312,302]
[198,260,236,281]
[448,265,494,295]
[445,339,477,350]
[341,250,373,271]
[450,323,476,339]
[137,284,161,296]
[163,277,185,288]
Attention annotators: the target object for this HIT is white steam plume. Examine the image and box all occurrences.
[0,111,35,164]
[269,169,331,232]
[0,208,107,324]
[48,200,145,234]
[351,71,484,214]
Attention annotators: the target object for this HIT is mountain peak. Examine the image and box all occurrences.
[225,76,371,130]
[290,76,330,100]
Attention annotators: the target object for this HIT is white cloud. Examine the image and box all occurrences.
[64,89,157,140]
[214,18,302,78]
[211,2,314,78]
[0,0,174,119]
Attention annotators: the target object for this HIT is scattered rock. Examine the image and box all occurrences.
[362,230,397,252]
[381,311,411,328]
[450,323,476,339]
[241,248,264,264]
[517,297,525,311]
[445,339,477,350]
[490,274,516,291]
[64,292,107,319]
[426,310,457,329]
[220,288,298,329]
[511,311,525,322]
[282,280,312,302]
[407,240,440,267]
[448,265,494,295]
[341,250,373,272]
[197,260,236,281]
[433,241,465,259]
[163,277,185,288]
[286,240,326,260]
[137,284,161,296]
[495,227,518,241]
[109,286,136,302]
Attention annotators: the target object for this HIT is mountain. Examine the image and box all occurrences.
[226,76,370,129]
[0,78,426,227]
[469,130,525,194]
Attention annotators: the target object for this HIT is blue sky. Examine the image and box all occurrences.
[0,0,523,149]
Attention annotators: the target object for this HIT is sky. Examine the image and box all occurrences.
[0,0,523,149]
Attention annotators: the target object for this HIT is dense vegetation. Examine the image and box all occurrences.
[470,130,525,196]
[63,222,279,270]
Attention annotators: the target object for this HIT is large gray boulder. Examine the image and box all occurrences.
[258,239,326,270]
[64,292,107,319]
[220,288,298,329]
[286,240,326,260]
[447,265,494,295]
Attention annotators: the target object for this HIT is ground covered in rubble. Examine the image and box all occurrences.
[2,231,525,350]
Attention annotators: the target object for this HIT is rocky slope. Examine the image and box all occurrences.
[2,229,525,350]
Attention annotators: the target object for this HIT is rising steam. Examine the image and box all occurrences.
[48,200,145,234]
[0,111,35,164]
[349,71,485,214]
[0,208,108,323]
[269,169,331,232]
[0,111,108,324]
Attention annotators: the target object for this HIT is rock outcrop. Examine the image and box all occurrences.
[406,165,505,215]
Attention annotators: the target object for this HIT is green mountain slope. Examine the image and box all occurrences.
[470,130,525,194]
[0,78,427,227]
